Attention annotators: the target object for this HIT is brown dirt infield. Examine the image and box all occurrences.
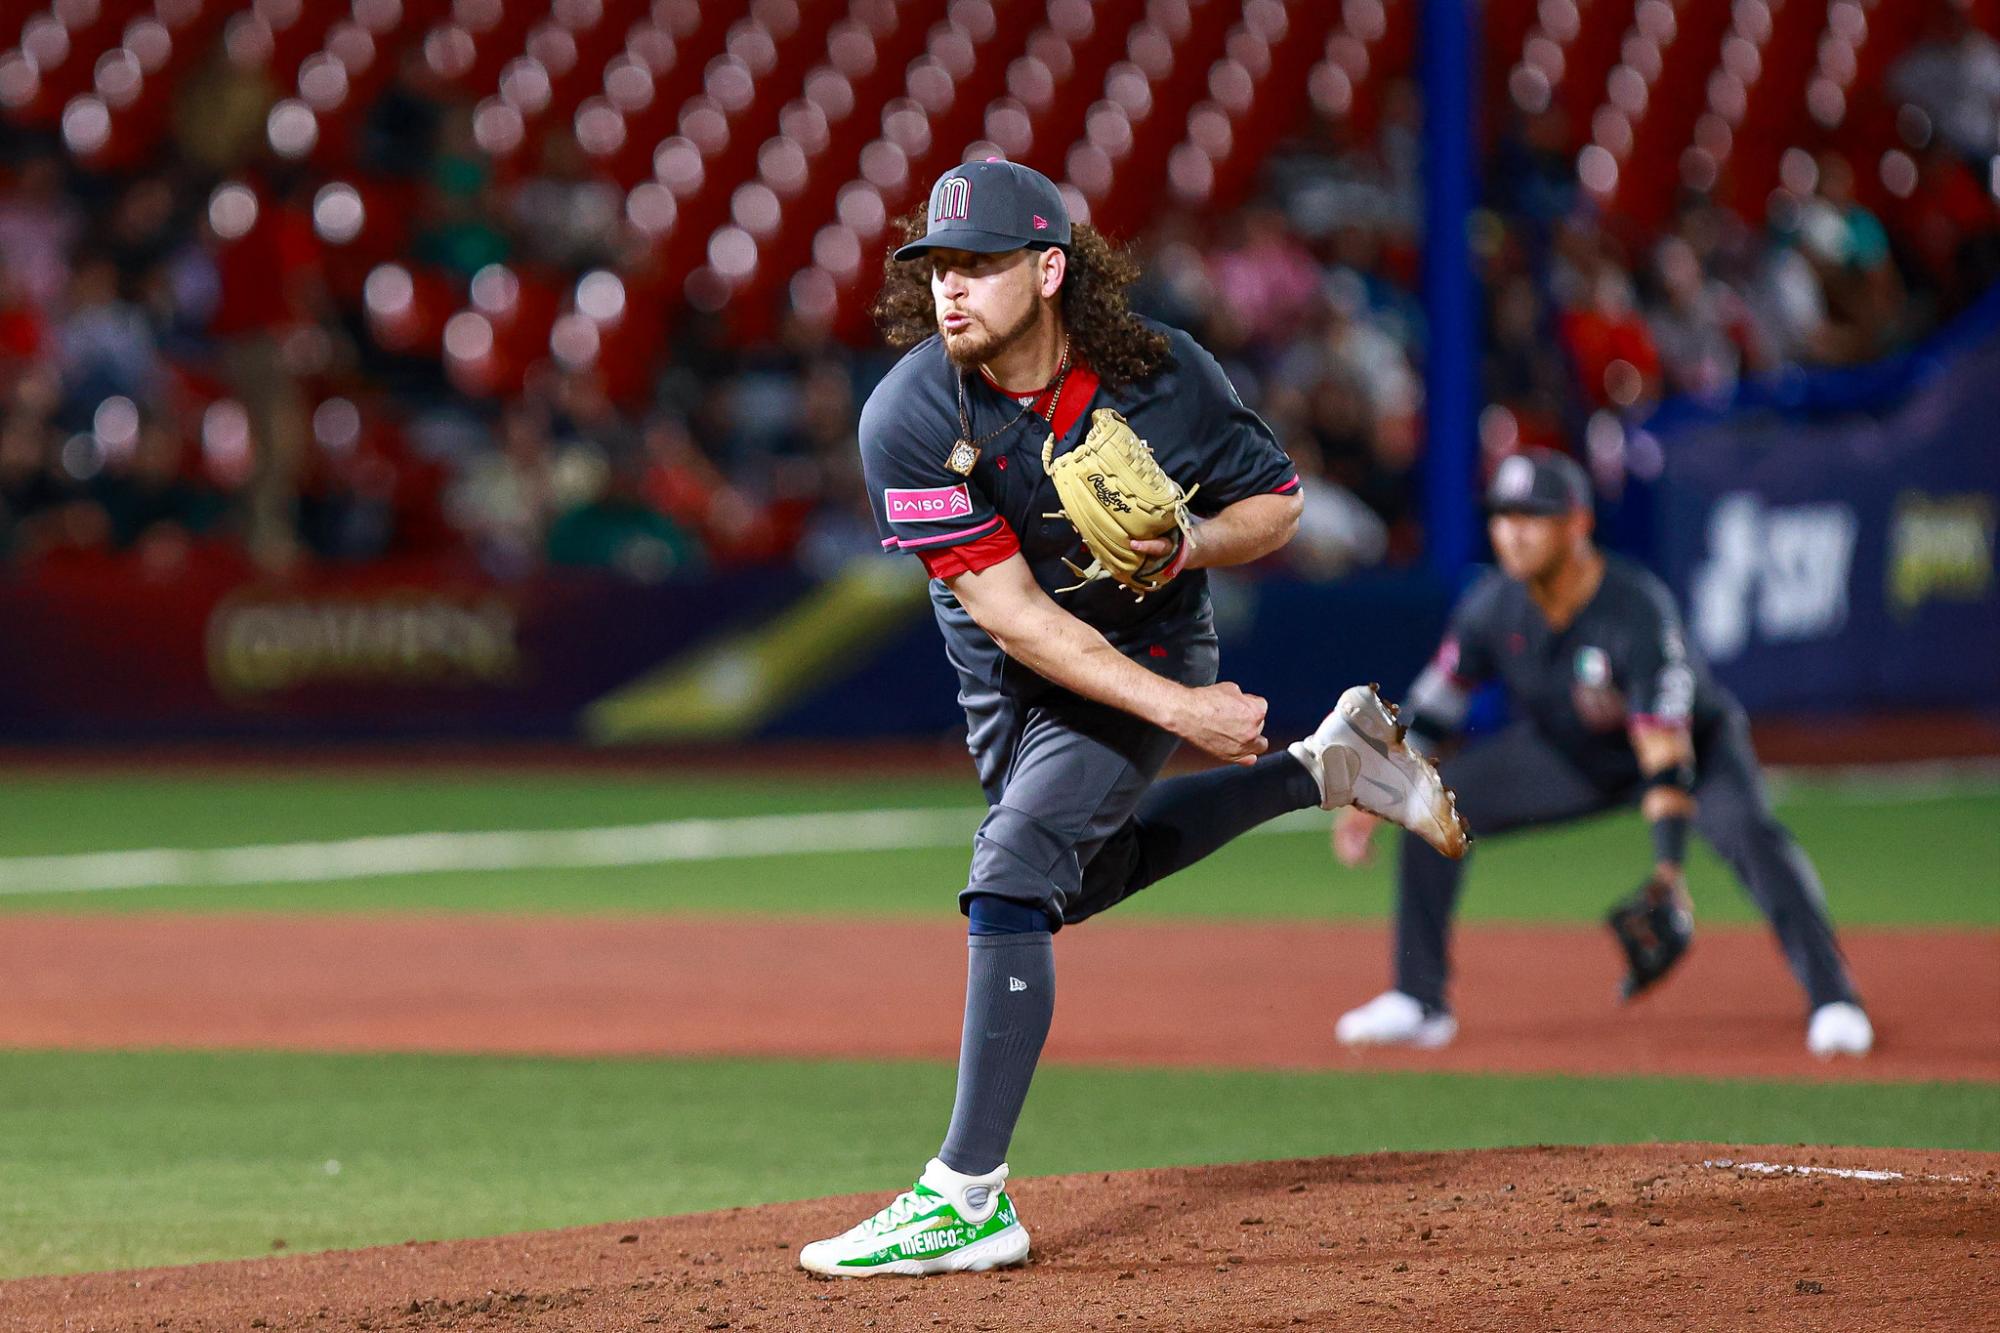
[3,1144,1993,1332]
[0,914,1993,1081]
[3,914,1993,1329]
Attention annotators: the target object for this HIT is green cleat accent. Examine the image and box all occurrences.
[799,1159,1030,1278]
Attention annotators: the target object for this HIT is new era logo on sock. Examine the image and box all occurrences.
[1008,977,1027,992]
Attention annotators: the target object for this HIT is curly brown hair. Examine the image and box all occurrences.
[871,207,1172,389]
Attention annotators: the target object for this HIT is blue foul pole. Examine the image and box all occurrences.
[1420,0,1480,580]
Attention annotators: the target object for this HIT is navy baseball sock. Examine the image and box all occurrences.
[1126,750,1322,884]
[1059,752,1324,922]
[938,931,1055,1177]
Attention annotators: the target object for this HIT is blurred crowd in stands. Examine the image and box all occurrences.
[0,5,1995,583]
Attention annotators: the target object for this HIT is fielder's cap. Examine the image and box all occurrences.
[1485,448,1592,516]
[892,159,1071,261]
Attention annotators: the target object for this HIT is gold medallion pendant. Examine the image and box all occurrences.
[946,439,982,476]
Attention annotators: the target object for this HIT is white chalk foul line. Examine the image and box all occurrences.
[2,755,1990,900]
[0,807,982,896]
[0,805,1331,897]
[3,757,1992,899]
[1702,1159,1971,1184]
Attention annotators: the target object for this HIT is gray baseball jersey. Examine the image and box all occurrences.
[858,318,1298,695]
[1421,554,1730,786]
[856,318,1298,922]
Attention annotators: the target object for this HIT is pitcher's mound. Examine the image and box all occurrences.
[7,1144,1994,1332]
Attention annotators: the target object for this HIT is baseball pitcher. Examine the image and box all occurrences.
[797,160,1469,1279]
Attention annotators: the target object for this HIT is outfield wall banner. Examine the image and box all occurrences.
[1653,337,2000,714]
[0,560,1450,744]
[0,561,814,742]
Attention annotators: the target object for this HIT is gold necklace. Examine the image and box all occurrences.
[948,333,1071,477]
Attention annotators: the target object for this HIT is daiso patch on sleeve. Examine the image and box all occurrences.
[884,484,973,524]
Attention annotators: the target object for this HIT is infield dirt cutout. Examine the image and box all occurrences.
[0,914,1993,1080]
[3,1144,1994,1331]
[1,914,1994,1329]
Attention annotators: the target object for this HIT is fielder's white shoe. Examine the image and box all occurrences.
[1806,1001,1873,1058]
[1335,990,1459,1049]
[1290,683,1471,859]
[798,1157,1029,1278]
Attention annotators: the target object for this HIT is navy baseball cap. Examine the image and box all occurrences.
[1485,448,1592,515]
[892,159,1072,261]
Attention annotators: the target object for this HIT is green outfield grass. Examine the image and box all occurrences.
[0,1048,1993,1279]
[0,771,1994,925]
[1,771,1992,1281]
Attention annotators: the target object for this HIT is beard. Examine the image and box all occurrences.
[939,296,1042,370]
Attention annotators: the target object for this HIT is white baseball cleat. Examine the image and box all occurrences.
[1805,1001,1873,1058]
[1335,990,1460,1049]
[1290,683,1471,859]
[798,1157,1029,1278]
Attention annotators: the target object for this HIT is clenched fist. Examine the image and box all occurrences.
[1173,681,1269,765]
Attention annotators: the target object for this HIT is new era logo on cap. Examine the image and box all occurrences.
[1032,215,1048,230]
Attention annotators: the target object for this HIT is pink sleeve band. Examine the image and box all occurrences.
[893,516,1005,549]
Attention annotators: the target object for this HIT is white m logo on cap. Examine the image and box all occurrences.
[935,176,970,222]
[1495,454,1535,500]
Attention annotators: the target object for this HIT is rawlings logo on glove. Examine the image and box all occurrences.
[1042,408,1198,598]
[1088,475,1133,513]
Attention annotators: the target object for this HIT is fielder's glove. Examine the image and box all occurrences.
[1606,877,1694,1001]
[1042,408,1198,598]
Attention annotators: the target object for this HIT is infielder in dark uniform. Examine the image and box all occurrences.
[1332,448,1872,1060]
[799,160,1468,1279]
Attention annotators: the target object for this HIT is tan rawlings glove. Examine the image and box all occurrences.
[1041,408,1199,598]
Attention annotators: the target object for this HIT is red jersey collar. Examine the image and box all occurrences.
[978,356,1099,441]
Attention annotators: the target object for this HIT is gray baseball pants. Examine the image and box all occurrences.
[1393,709,1859,1013]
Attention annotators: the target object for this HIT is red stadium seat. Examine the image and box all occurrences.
[1603,0,1733,229]
[5,0,1948,379]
